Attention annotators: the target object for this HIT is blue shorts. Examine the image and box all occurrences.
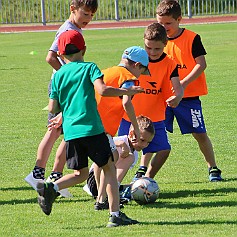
[165,98,206,134]
[118,119,171,154]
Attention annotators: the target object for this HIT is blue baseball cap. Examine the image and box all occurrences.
[122,46,150,75]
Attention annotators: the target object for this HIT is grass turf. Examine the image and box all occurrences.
[0,23,236,236]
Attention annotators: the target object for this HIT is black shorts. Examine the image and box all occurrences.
[66,133,113,170]
[87,168,98,198]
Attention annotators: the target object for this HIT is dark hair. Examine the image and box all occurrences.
[144,22,167,44]
[156,0,181,20]
[70,0,98,13]
[65,44,80,55]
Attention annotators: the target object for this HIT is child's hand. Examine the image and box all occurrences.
[120,144,130,158]
[48,112,62,131]
[126,86,144,95]
[166,95,181,108]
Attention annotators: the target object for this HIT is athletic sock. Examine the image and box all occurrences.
[53,183,59,192]
[33,166,45,179]
[110,211,120,217]
[48,171,63,181]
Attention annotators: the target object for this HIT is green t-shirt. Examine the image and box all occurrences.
[50,61,104,141]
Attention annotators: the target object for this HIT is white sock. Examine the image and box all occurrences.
[110,211,120,217]
[53,183,59,192]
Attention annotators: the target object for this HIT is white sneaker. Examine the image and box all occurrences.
[58,188,73,198]
[83,184,93,196]
[24,172,44,190]
[46,176,73,198]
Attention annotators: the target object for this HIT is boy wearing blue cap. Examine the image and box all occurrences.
[93,47,150,209]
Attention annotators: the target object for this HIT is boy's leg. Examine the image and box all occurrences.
[95,135,118,208]
[95,149,119,210]
[146,150,170,179]
[36,128,62,168]
[133,153,152,180]
[173,99,222,181]
[25,128,61,190]
[101,157,139,227]
[192,132,222,181]
[46,140,72,198]
[101,158,120,212]
[116,154,135,183]
[37,167,89,215]
[134,121,171,181]
[50,139,67,174]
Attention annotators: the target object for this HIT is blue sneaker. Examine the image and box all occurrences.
[120,186,132,201]
[209,167,223,182]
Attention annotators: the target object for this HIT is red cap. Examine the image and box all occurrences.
[58,30,85,55]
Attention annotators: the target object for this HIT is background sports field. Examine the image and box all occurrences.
[0,22,236,236]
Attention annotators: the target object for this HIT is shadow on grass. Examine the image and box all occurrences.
[139,219,237,225]
[0,67,27,70]
[0,196,92,205]
[142,200,237,209]
[160,187,237,199]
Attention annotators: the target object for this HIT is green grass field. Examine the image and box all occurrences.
[0,23,236,236]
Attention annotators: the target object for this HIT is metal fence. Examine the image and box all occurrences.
[0,0,236,25]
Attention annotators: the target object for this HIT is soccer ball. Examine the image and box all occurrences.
[131,177,160,205]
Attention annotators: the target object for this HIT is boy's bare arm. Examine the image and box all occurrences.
[166,76,184,108]
[180,55,207,89]
[94,78,144,97]
[48,98,61,114]
[122,95,140,141]
[46,50,62,71]
[114,139,130,158]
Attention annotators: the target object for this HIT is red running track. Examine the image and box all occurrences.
[0,15,237,33]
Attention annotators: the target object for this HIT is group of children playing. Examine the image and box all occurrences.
[24,0,223,228]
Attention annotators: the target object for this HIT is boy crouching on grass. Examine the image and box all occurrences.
[36,30,144,227]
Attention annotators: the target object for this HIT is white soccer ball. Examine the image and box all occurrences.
[131,177,160,205]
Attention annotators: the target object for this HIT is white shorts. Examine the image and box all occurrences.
[106,134,117,152]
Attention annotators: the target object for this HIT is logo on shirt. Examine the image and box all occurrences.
[177,64,187,69]
[191,109,203,128]
[147,81,157,88]
[143,81,162,95]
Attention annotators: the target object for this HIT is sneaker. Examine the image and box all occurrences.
[24,172,44,190]
[107,212,139,227]
[83,184,93,197]
[209,167,223,182]
[46,176,73,198]
[36,181,58,215]
[120,186,132,199]
[94,197,124,210]
[132,167,147,182]
[94,197,109,210]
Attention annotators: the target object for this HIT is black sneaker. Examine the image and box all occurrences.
[209,167,223,182]
[132,166,147,182]
[36,181,58,215]
[94,197,124,210]
[107,212,139,227]
[94,197,109,210]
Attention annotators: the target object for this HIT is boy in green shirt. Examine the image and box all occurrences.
[37,30,144,227]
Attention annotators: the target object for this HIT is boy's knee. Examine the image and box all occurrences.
[74,168,89,182]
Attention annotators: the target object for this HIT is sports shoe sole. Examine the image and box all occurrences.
[24,172,44,190]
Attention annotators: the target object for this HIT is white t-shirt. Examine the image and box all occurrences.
[113,135,138,169]
[49,20,83,72]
